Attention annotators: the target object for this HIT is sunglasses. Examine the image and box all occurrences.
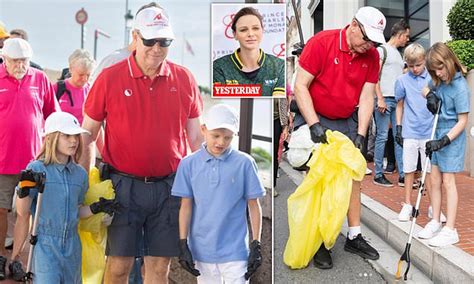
[140,37,173,47]
[355,19,381,47]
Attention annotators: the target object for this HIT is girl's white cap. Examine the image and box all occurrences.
[44,112,90,136]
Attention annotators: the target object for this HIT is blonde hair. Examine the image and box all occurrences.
[36,132,83,165]
[403,43,425,64]
[426,42,466,86]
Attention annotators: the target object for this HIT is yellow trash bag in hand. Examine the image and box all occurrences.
[283,130,366,269]
[79,167,115,284]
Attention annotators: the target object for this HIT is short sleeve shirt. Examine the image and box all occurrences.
[0,65,60,174]
[298,27,380,119]
[84,53,203,177]
[171,145,266,263]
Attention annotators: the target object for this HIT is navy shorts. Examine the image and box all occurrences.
[105,173,180,257]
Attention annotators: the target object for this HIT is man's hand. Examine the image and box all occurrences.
[354,134,365,151]
[309,122,328,144]
[178,239,200,277]
[245,240,262,280]
[90,197,122,215]
[426,135,451,159]
[17,170,38,199]
[377,97,387,113]
[426,91,441,115]
[395,125,403,147]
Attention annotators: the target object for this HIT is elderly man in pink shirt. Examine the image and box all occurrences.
[0,38,59,279]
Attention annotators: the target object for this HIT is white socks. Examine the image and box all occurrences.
[348,226,362,240]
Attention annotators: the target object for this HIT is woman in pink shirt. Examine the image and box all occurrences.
[54,49,95,124]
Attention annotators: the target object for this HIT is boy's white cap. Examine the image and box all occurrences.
[133,6,175,40]
[205,104,239,134]
[2,38,32,59]
[355,6,386,45]
[44,112,90,136]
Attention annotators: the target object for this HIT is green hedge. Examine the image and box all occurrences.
[447,0,474,40]
[446,40,474,71]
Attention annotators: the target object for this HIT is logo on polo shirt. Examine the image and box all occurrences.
[124,89,133,97]
[0,88,8,93]
[170,87,177,92]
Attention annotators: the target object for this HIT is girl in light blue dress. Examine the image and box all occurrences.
[417,42,470,247]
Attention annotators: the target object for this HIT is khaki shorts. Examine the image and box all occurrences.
[0,174,19,210]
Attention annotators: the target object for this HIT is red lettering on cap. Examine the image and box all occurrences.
[378,19,384,26]
[154,14,162,20]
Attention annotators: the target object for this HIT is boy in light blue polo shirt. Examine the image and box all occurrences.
[172,104,266,283]
[394,43,445,223]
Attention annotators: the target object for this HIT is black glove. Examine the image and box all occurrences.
[245,240,262,280]
[425,135,451,159]
[395,125,403,147]
[353,134,365,151]
[309,122,328,144]
[17,170,38,198]
[426,91,441,115]
[178,239,200,277]
[90,197,121,215]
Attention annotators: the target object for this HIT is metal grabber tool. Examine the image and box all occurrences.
[23,172,46,283]
[395,103,441,280]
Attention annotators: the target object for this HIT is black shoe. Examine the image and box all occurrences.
[313,245,333,269]
[366,153,374,163]
[344,234,380,260]
[373,175,393,187]
[398,176,405,187]
[384,164,396,174]
[9,260,26,282]
[0,256,6,280]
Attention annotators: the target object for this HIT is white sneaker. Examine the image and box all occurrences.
[365,168,372,175]
[417,219,442,239]
[398,203,413,222]
[428,206,447,223]
[428,227,459,247]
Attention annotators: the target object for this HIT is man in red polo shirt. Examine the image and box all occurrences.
[0,38,59,279]
[80,6,203,283]
[294,6,386,269]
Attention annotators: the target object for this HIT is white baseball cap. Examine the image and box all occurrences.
[2,38,32,59]
[355,6,386,45]
[44,112,91,136]
[205,104,239,134]
[133,7,175,40]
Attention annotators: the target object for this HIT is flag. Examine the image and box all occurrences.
[185,39,195,56]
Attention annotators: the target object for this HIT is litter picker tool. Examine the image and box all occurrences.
[23,171,46,283]
[395,103,441,280]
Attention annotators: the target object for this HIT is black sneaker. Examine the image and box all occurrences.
[313,245,333,269]
[0,256,6,280]
[383,163,396,174]
[344,234,380,260]
[373,175,393,187]
[9,260,26,282]
[398,176,405,187]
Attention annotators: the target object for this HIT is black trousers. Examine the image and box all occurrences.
[273,119,283,187]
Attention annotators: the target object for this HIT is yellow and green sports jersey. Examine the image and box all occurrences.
[213,49,285,97]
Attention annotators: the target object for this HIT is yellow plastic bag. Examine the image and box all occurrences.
[79,167,115,284]
[283,130,366,269]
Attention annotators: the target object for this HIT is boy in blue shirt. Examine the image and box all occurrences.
[394,43,446,223]
[172,104,266,283]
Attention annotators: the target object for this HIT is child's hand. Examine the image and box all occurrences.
[178,239,200,277]
[90,198,122,215]
[426,135,451,159]
[426,91,441,115]
[17,170,39,198]
[245,240,262,280]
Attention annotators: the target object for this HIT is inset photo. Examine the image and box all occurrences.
[212,3,286,98]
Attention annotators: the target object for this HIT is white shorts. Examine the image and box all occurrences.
[403,138,431,173]
[195,261,248,284]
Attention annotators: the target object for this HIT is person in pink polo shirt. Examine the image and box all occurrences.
[0,38,59,279]
[54,49,95,124]
[293,6,385,269]
[80,5,203,283]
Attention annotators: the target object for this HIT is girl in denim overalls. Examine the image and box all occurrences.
[417,43,470,247]
[10,112,119,283]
